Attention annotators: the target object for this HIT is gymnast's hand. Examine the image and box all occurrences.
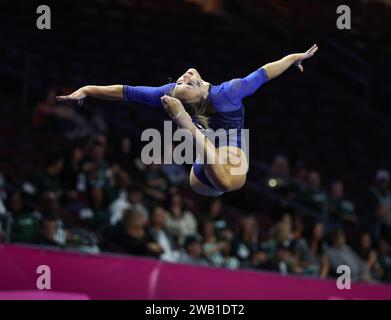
[161,95,186,119]
[294,44,319,72]
[161,95,195,130]
[56,87,87,106]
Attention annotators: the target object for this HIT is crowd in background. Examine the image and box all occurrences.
[0,96,390,285]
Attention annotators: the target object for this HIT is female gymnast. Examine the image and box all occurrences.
[57,44,318,197]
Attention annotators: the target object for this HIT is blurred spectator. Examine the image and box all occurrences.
[112,137,143,183]
[161,143,188,187]
[303,222,329,278]
[327,181,357,228]
[177,235,209,266]
[166,194,198,245]
[106,168,130,204]
[61,143,86,193]
[82,139,111,189]
[78,187,109,230]
[66,228,100,254]
[202,198,230,237]
[200,218,239,269]
[297,171,327,214]
[289,164,308,200]
[147,206,178,262]
[34,191,69,244]
[366,169,391,241]
[37,191,62,218]
[7,191,40,243]
[231,215,264,266]
[107,209,162,257]
[356,232,382,280]
[143,163,171,201]
[114,137,132,171]
[264,213,294,259]
[35,192,68,243]
[325,229,370,282]
[247,249,271,271]
[93,134,108,149]
[265,240,302,275]
[292,214,304,240]
[266,155,291,196]
[26,153,64,197]
[109,185,149,226]
[31,214,64,248]
[378,239,391,283]
[291,215,312,270]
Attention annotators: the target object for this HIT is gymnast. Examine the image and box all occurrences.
[57,44,318,197]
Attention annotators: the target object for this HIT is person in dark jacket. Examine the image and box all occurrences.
[108,209,162,258]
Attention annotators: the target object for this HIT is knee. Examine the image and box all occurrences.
[215,177,233,192]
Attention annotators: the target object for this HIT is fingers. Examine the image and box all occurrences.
[295,61,304,72]
[160,95,180,106]
[310,45,319,55]
[307,44,319,56]
[162,95,179,102]
[297,44,318,64]
[160,96,171,112]
[56,95,79,101]
[56,95,84,106]
[309,44,318,51]
[56,96,69,101]
[160,95,169,108]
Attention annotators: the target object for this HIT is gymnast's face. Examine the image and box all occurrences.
[173,68,205,103]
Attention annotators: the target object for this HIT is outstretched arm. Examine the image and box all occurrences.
[56,85,124,104]
[262,44,318,80]
[221,45,318,107]
[56,83,175,107]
